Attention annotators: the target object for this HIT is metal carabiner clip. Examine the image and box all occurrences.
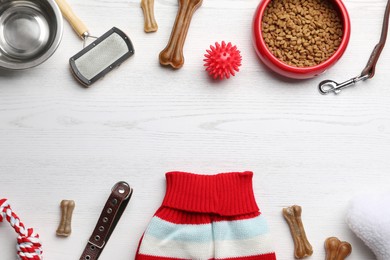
[318,74,369,95]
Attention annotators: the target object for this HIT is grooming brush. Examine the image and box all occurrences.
[55,0,135,86]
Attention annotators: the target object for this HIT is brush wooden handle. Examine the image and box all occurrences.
[54,0,89,38]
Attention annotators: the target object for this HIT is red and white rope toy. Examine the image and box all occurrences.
[0,198,43,260]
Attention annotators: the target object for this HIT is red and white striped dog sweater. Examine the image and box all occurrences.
[136,171,277,260]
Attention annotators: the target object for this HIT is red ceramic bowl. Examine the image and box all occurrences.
[252,0,351,79]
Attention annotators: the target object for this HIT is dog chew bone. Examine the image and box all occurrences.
[56,200,75,237]
[283,205,313,259]
[141,0,158,32]
[159,0,203,68]
[325,237,352,260]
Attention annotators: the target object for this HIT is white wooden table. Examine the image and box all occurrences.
[1,0,389,259]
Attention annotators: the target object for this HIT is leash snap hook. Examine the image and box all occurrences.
[318,75,368,95]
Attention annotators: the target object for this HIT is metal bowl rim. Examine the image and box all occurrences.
[0,0,64,70]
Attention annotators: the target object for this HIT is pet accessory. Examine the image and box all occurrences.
[54,0,135,86]
[324,237,352,260]
[79,182,133,260]
[141,0,158,32]
[136,171,276,260]
[319,0,390,94]
[159,0,202,69]
[204,41,242,80]
[346,192,390,260]
[283,205,313,259]
[0,198,43,260]
[253,0,350,79]
[56,200,75,237]
[0,0,63,70]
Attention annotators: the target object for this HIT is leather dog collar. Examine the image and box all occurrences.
[79,181,133,260]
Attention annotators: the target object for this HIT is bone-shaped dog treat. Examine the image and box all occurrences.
[159,0,203,68]
[141,0,158,32]
[325,237,352,260]
[56,200,75,237]
[283,205,313,259]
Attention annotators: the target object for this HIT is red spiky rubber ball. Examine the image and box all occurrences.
[204,41,242,80]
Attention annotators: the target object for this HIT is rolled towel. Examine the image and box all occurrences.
[346,192,390,260]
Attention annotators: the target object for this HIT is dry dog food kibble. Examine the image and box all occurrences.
[262,0,343,67]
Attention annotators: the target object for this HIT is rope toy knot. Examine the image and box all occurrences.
[0,198,43,260]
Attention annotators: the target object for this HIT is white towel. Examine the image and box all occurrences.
[346,192,390,260]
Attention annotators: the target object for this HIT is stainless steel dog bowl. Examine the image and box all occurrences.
[0,0,63,70]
